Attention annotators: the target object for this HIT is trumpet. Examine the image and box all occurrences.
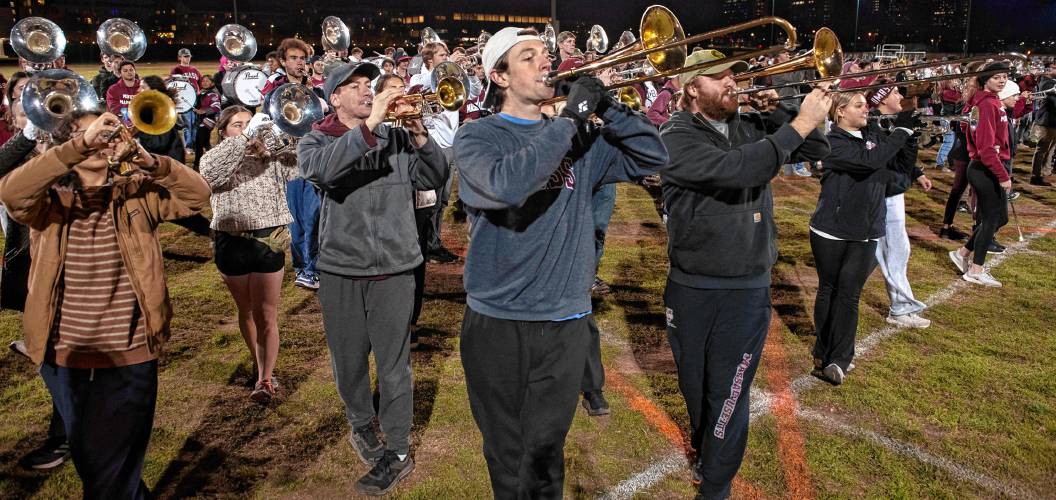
[105,90,177,175]
[385,63,468,125]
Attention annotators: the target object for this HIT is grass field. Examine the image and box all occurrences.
[0,66,1054,498]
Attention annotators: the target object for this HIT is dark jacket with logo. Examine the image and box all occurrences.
[297,114,448,277]
[810,126,910,241]
[867,110,922,197]
[659,107,829,289]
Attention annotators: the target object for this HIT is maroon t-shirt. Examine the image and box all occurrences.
[171,65,202,90]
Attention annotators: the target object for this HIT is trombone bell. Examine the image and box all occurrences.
[640,6,686,74]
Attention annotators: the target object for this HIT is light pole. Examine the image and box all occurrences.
[854,0,861,52]
[963,0,973,55]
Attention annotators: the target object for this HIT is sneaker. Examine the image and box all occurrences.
[948,250,969,274]
[355,450,415,496]
[886,313,931,329]
[690,457,704,485]
[427,247,458,264]
[963,270,1002,287]
[793,162,812,177]
[939,226,967,240]
[250,378,279,403]
[581,391,611,416]
[349,423,386,466]
[294,272,320,290]
[20,439,69,470]
[8,340,30,360]
[847,362,856,373]
[811,363,845,386]
[1029,176,1052,186]
[987,242,1006,254]
[958,200,970,213]
[1007,191,1021,201]
[590,276,611,295]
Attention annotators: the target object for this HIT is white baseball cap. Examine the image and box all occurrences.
[481,27,544,108]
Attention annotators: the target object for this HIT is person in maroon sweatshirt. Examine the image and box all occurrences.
[949,61,1013,288]
[105,61,140,123]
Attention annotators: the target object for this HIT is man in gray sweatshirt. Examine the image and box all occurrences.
[297,62,448,496]
[453,27,668,498]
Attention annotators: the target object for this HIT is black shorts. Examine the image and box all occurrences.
[213,227,286,276]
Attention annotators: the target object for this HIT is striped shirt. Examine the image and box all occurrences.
[51,185,155,368]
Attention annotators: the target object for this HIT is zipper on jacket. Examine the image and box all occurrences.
[113,198,153,336]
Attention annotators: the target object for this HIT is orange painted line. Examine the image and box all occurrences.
[606,368,764,498]
[763,310,815,500]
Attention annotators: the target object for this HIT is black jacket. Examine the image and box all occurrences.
[91,67,118,101]
[1034,76,1056,128]
[139,129,186,164]
[659,107,830,288]
[811,126,910,241]
[0,132,37,311]
[867,110,923,196]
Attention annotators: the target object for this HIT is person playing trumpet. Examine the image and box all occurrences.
[297,62,449,495]
[0,109,209,499]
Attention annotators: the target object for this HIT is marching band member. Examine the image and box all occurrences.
[659,49,830,497]
[810,92,913,385]
[454,27,667,497]
[199,107,299,403]
[0,109,209,499]
[105,60,140,122]
[865,83,933,329]
[192,74,222,170]
[298,61,449,495]
[90,53,121,105]
[552,30,577,71]
[171,48,202,155]
[949,62,1014,287]
[1030,62,1056,186]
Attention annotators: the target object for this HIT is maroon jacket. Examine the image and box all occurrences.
[963,90,1010,182]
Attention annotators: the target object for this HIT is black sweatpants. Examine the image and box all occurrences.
[664,282,771,500]
[964,161,1010,266]
[411,206,432,326]
[40,360,157,500]
[460,308,591,499]
[580,316,605,393]
[942,159,970,226]
[319,271,415,454]
[809,232,879,372]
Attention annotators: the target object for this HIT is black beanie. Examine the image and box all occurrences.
[976,61,1010,87]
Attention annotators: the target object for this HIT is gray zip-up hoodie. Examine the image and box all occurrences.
[454,103,669,321]
[298,114,449,277]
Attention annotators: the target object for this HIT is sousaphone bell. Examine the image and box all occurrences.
[10,17,66,64]
[215,24,258,62]
[96,18,147,61]
[21,69,100,132]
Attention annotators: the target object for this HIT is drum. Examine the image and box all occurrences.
[167,79,197,113]
[221,65,267,107]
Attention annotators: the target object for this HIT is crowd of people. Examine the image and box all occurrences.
[0,17,1053,500]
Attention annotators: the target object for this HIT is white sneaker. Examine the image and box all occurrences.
[963,270,1002,287]
[948,250,969,274]
[823,363,845,385]
[886,313,931,329]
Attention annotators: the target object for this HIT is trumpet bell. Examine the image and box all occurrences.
[97,18,147,61]
[587,25,609,54]
[10,17,66,64]
[215,24,258,62]
[322,16,350,52]
[265,84,324,137]
[129,90,177,136]
[21,69,100,132]
[640,5,686,73]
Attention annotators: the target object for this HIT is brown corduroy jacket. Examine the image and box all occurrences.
[0,137,211,365]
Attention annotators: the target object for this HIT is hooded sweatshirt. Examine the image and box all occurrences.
[297,114,448,277]
[962,90,1010,182]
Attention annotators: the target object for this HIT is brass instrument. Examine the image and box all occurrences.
[733,28,842,84]
[215,24,258,62]
[21,69,101,132]
[265,83,324,138]
[322,16,350,53]
[385,64,468,125]
[541,23,557,53]
[96,18,147,61]
[586,25,608,54]
[10,17,66,64]
[106,90,177,175]
[420,27,441,46]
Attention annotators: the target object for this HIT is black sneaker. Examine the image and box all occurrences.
[581,391,611,416]
[20,439,69,470]
[590,276,611,295]
[690,457,704,485]
[1030,176,1052,187]
[988,241,1006,254]
[427,247,458,264]
[938,226,967,240]
[349,423,386,466]
[355,450,415,496]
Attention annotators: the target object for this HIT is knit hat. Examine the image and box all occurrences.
[997,80,1021,101]
[866,85,895,109]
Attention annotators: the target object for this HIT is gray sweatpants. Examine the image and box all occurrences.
[319,271,415,454]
